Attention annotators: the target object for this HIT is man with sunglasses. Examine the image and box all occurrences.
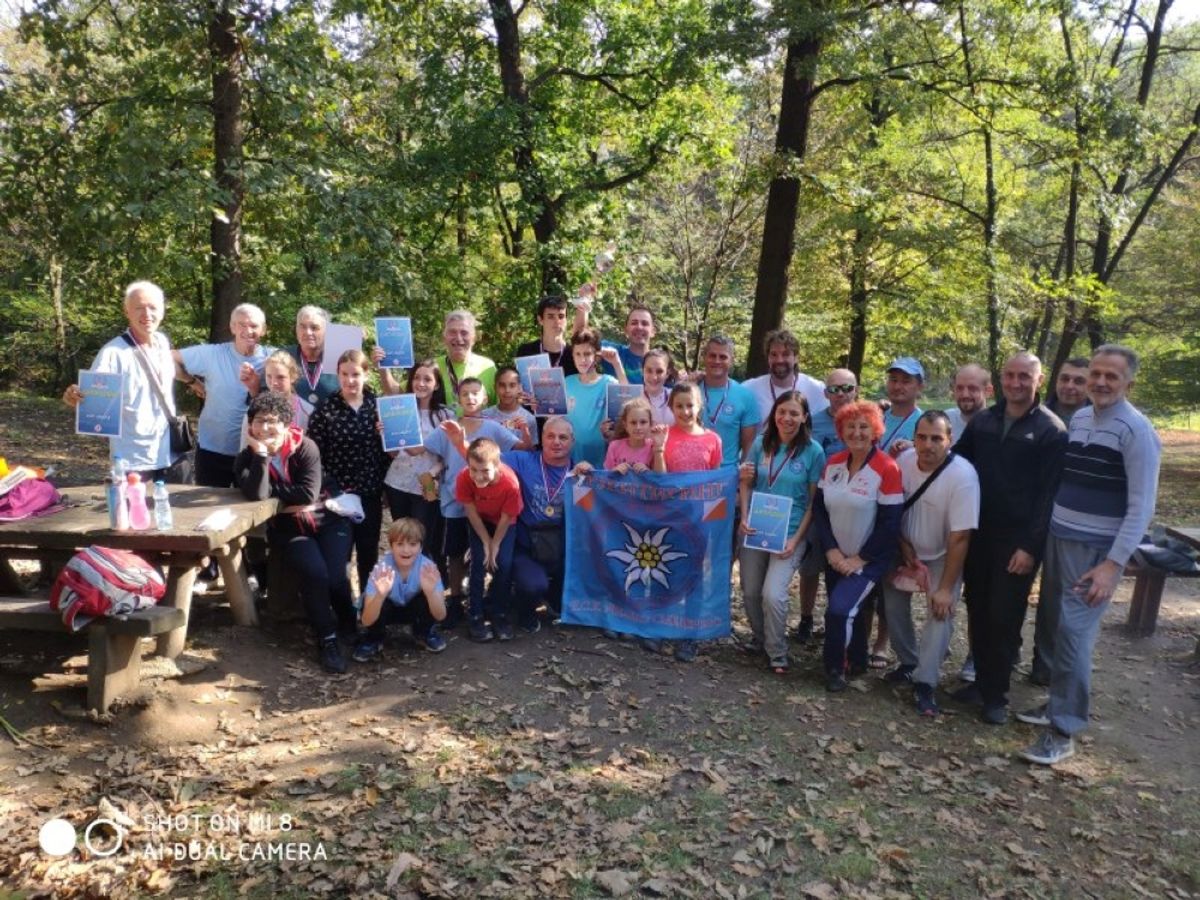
[811,369,859,456]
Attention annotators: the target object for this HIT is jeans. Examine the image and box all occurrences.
[882,556,961,687]
[468,522,515,623]
[275,519,354,639]
[739,541,804,662]
[349,491,384,594]
[510,526,565,618]
[1046,537,1110,736]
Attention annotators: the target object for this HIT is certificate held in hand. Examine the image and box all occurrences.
[744,491,793,553]
[606,383,643,421]
[378,394,423,452]
[529,366,568,416]
[375,317,414,370]
[514,353,550,393]
[76,370,124,438]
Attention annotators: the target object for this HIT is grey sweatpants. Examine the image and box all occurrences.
[881,555,960,687]
[1046,536,1110,736]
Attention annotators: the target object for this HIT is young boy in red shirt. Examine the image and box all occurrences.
[455,437,524,642]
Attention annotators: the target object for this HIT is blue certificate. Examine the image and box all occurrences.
[514,353,550,393]
[76,370,124,438]
[606,384,644,422]
[378,394,423,451]
[529,366,568,416]
[374,317,414,370]
[744,491,793,553]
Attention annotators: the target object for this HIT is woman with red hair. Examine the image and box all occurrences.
[812,400,904,691]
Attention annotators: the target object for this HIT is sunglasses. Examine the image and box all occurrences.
[825,384,856,395]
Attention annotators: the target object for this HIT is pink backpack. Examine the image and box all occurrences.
[50,546,166,631]
[0,478,64,522]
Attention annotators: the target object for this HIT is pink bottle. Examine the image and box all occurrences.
[126,473,151,530]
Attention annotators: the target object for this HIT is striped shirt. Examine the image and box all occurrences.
[1050,398,1160,566]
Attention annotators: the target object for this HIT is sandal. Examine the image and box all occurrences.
[868,653,889,669]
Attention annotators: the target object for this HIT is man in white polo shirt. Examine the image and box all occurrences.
[881,410,979,716]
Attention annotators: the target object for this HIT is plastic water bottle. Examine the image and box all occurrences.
[110,459,130,531]
[153,480,173,531]
[126,473,151,530]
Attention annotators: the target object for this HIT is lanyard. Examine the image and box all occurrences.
[300,355,322,393]
[701,382,728,426]
[765,446,799,488]
[769,374,798,402]
[540,456,568,512]
[541,341,564,368]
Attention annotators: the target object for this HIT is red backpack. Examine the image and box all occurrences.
[50,546,166,631]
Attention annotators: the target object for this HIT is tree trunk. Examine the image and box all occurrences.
[982,127,1000,385]
[845,224,869,378]
[747,30,822,377]
[488,0,565,293]
[208,0,244,342]
[49,254,68,385]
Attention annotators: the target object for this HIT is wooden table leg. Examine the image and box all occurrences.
[214,536,259,627]
[88,626,143,713]
[156,564,198,658]
[1126,569,1167,636]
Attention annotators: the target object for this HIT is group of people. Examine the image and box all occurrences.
[63,280,1161,767]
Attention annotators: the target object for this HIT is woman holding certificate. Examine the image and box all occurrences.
[307,349,389,592]
[810,401,904,693]
[737,391,825,675]
[378,358,454,564]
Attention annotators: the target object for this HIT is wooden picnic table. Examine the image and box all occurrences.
[0,484,277,657]
[1125,524,1200,637]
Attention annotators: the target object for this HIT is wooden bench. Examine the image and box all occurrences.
[0,596,186,712]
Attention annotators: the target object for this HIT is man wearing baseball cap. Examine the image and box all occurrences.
[881,357,925,457]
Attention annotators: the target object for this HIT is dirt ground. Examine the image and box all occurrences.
[1,393,1197,898]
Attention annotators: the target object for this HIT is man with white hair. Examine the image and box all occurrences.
[287,305,340,420]
[437,310,497,415]
[174,303,271,487]
[62,281,192,483]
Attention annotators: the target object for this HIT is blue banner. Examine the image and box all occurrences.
[563,468,737,639]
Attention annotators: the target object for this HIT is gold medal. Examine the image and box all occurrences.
[545,505,556,516]
[309,392,319,404]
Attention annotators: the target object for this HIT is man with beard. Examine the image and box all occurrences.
[744,329,828,424]
[945,364,992,443]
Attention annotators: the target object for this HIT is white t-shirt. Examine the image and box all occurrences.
[744,372,829,423]
[897,449,980,561]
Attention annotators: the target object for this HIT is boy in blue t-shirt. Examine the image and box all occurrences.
[353,518,447,662]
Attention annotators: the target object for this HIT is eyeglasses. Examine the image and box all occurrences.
[252,417,285,429]
[825,384,856,395]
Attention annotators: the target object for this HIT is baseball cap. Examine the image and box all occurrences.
[887,357,926,381]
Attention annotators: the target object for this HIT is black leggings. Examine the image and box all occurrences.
[276,520,355,639]
[349,492,385,595]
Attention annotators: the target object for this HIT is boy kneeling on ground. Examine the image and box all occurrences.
[354,518,448,661]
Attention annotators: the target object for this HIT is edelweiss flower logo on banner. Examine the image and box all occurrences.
[606,523,688,592]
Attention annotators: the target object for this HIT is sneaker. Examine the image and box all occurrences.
[769,656,789,674]
[884,664,915,684]
[518,616,542,636]
[639,637,663,654]
[468,618,494,643]
[352,639,382,663]
[494,620,515,642]
[950,683,983,706]
[674,640,698,663]
[792,617,814,642]
[1020,729,1075,765]
[959,656,976,683]
[826,671,848,693]
[981,702,1008,725]
[1015,703,1050,727]
[319,637,347,674]
[420,625,447,653]
[914,683,939,717]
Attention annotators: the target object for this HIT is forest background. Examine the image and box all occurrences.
[1,0,1198,415]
